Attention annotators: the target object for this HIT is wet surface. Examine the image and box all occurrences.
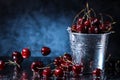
[0,57,120,80]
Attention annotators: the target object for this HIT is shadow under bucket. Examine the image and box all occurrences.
[67,27,111,73]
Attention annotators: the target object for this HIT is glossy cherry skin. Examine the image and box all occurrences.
[77,18,85,25]
[88,26,98,34]
[42,67,52,77]
[92,18,100,26]
[92,68,102,77]
[84,20,91,27]
[0,60,5,70]
[72,64,84,75]
[21,48,31,59]
[12,51,23,64]
[21,71,29,80]
[54,57,62,67]
[63,53,72,61]
[41,47,51,56]
[76,24,86,33]
[54,68,64,77]
[31,61,44,72]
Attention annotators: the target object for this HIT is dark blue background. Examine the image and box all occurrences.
[0,0,120,57]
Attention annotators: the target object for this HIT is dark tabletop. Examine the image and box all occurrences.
[0,57,120,80]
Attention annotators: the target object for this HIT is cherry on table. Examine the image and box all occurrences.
[54,67,64,77]
[31,61,44,72]
[42,67,52,77]
[41,47,51,56]
[12,51,23,64]
[0,60,5,71]
[21,48,31,59]
[72,64,84,75]
[92,68,102,77]
[63,53,72,61]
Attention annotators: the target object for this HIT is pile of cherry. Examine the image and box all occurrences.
[0,47,103,79]
[71,3,115,34]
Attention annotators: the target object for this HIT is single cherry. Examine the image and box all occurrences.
[76,24,86,33]
[21,48,31,59]
[20,71,29,80]
[0,60,5,70]
[42,67,52,77]
[88,26,98,34]
[72,64,84,75]
[54,68,64,77]
[54,57,62,67]
[84,20,91,27]
[31,61,44,72]
[92,68,102,77]
[92,18,100,26]
[63,53,72,61]
[77,18,85,25]
[12,51,23,64]
[41,47,51,56]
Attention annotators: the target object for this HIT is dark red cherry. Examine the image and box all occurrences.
[72,64,84,75]
[99,24,106,32]
[77,18,85,25]
[31,61,44,72]
[42,67,52,77]
[92,68,102,77]
[84,20,91,27]
[21,71,29,80]
[63,53,72,61]
[54,57,62,67]
[0,60,5,70]
[71,24,77,32]
[21,48,31,59]
[88,26,98,34]
[76,24,86,33]
[54,68,64,77]
[61,61,72,72]
[41,47,51,56]
[12,51,23,64]
[92,18,100,26]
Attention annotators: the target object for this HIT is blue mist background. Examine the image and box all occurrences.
[0,0,120,57]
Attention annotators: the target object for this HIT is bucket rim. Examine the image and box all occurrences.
[67,27,113,35]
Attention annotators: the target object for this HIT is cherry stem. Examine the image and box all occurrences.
[37,66,50,70]
[90,8,96,17]
[72,9,85,25]
[86,2,90,20]
[105,54,111,62]
[99,13,104,25]
[5,60,20,68]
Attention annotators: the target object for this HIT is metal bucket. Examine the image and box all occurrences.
[67,27,111,73]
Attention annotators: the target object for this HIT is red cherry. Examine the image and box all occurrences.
[12,51,23,64]
[54,57,62,67]
[92,68,102,77]
[63,53,72,61]
[92,18,100,26]
[76,24,86,33]
[88,26,98,34]
[72,64,84,75]
[31,61,44,72]
[61,61,72,72]
[84,20,91,27]
[71,24,77,32]
[54,68,64,77]
[77,18,85,25]
[0,60,5,70]
[41,47,51,56]
[21,48,31,59]
[21,71,29,80]
[42,67,52,77]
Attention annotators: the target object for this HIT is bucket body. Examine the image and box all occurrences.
[68,27,111,73]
